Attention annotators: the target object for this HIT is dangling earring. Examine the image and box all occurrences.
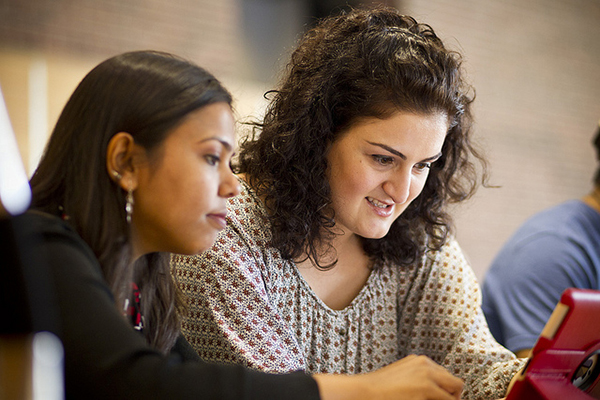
[125,188,134,224]
[111,171,133,224]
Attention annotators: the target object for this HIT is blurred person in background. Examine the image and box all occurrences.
[482,121,600,358]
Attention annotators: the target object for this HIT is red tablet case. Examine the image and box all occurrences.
[506,288,600,400]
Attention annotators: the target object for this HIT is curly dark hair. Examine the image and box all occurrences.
[237,6,487,269]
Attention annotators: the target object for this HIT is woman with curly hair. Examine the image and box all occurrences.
[172,6,525,399]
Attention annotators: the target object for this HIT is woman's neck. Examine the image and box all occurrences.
[129,222,147,261]
[295,232,372,310]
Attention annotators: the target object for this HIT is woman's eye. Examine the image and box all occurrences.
[413,162,431,172]
[372,155,394,165]
[205,155,220,166]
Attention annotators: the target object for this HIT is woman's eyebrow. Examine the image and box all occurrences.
[200,137,233,151]
[367,141,407,160]
[423,152,443,162]
[366,141,442,162]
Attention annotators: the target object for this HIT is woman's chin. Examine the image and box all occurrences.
[176,238,216,256]
[359,229,392,240]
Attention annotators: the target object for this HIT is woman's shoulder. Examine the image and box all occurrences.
[395,235,470,280]
[419,236,478,287]
[15,210,98,265]
[20,209,76,236]
[386,234,465,268]
[14,210,74,240]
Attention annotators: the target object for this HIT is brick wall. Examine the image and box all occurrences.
[0,0,241,76]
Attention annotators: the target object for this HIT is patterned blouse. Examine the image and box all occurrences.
[171,180,526,399]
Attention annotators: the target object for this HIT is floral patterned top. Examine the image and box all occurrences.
[171,180,525,399]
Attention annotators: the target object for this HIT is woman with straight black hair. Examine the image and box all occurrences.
[19,50,463,399]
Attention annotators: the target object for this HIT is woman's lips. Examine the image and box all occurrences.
[366,196,394,217]
[207,213,227,229]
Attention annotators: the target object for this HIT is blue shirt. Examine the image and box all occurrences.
[482,200,600,353]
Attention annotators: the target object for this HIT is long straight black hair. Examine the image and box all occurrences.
[30,50,232,352]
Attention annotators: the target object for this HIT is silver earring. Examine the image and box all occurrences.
[125,188,134,224]
[112,170,122,180]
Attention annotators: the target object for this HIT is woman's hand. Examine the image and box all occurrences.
[314,354,463,400]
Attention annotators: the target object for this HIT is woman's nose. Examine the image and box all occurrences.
[219,169,241,198]
[382,169,411,204]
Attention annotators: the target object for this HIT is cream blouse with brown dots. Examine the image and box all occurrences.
[171,180,526,399]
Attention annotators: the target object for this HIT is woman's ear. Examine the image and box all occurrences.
[106,132,143,191]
